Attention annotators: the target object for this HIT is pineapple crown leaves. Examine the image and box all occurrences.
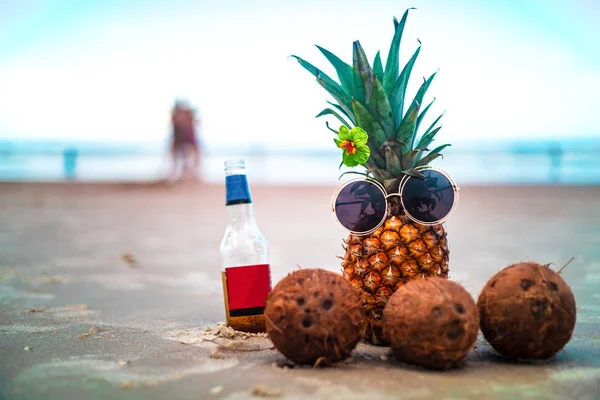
[291,8,451,184]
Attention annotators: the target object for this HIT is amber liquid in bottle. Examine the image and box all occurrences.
[221,271,267,333]
[219,160,271,333]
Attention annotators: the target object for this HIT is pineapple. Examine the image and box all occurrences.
[292,9,452,345]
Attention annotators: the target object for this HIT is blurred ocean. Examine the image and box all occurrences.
[0,137,599,185]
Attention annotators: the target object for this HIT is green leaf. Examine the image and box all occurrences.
[327,101,354,124]
[365,153,386,170]
[352,67,366,105]
[383,178,400,192]
[365,165,393,180]
[316,72,356,125]
[396,71,437,146]
[383,146,403,175]
[352,45,395,139]
[317,74,356,125]
[399,142,409,155]
[325,121,338,133]
[413,98,435,147]
[380,137,406,159]
[352,99,386,150]
[315,45,355,98]
[383,8,414,98]
[316,108,351,128]
[412,71,438,115]
[369,169,384,182]
[373,51,384,84]
[401,168,425,179]
[369,78,396,138]
[369,147,386,169]
[416,125,442,151]
[400,149,426,170]
[395,103,419,146]
[390,42,420,129]
[291,55,356,125]
[427,143,451,156]
[416,144,451,166]
[415,112,445,149]
[352,41,395,138]
[415,153,442,167]
[352,41,376,104]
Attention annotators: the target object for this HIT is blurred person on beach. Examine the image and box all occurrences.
[168,99,201,182]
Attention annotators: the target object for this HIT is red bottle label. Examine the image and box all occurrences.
[225,264,271,316]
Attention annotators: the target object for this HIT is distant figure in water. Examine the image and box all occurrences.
[548,142,563,183]
[169,99,200,182]
[63,147,78,180]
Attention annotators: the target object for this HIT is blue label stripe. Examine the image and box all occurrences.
[226,175,252,205]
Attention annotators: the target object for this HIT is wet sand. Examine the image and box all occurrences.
[1,182,599,399]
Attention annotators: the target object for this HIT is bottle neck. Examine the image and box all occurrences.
[225,173,252,205]
[225,172,256,227]
[226,202,257,227]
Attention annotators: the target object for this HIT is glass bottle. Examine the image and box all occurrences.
[220,159,271,333]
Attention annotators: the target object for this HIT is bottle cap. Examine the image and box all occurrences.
[224,159,246,171]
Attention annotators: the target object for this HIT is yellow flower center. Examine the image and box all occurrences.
[339,140,357,155]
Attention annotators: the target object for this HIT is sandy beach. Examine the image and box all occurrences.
[1,181,599,399]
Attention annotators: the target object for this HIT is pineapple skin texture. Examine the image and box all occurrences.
[341,215,449,345]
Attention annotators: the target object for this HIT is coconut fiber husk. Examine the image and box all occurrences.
[265,268,365,365]
[477,262,576,360]
[383,277,479,370]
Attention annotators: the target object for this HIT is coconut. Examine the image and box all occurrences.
[477,262,576,360]
[264,268,365,365]
[383,277,479,370]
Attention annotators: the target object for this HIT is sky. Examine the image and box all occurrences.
[0,0,599,151]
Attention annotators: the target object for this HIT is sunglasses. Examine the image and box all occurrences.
[331,166,459,235]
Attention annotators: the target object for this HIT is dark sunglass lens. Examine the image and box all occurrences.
[401,170,455,224]
[334,181,387,233]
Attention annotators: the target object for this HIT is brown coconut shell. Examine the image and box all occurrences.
[265,268,365,365]
[383,277,479,370]
[477,262,576,360]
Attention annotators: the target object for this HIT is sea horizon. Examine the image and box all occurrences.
[0,136,599,185]
[1,135,599,155]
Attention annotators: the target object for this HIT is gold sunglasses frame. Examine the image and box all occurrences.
[331,166,460,236]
